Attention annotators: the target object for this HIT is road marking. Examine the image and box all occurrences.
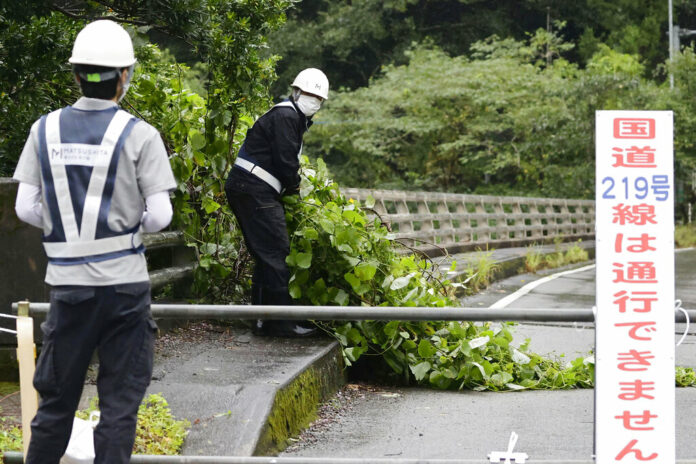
[489,264,596,309]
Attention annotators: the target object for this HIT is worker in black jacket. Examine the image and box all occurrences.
[225,68,329,337]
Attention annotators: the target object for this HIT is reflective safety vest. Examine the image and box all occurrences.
[233,101,303,194]
[38,106,143,265]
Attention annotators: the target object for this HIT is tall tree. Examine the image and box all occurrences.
[268,0,696,94]
[0,0,292,175]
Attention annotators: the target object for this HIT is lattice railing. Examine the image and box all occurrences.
[341,188,595,255]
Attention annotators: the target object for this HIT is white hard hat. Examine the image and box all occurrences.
[291,68,329,100]
[69,20,136,68]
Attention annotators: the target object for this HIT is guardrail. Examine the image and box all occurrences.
[142,189,595,288]
[143,231,197,292]
[8,454,695,464]
[15,301,695,323]
[3,454,695,464]
[5,301,695,464]
[17,302,594,320]
[342,188,595,256]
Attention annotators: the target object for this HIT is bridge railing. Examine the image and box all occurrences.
[341,188,595,255]
[142,231,196,291]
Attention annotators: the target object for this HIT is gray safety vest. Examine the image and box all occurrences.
[38,106,144,265]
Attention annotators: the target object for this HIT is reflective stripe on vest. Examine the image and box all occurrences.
[233,101,303,192]
[39,108,143,264]
[274,101,303,159]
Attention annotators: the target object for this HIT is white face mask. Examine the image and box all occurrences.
[295,94,323,117]
[118,65,134,103]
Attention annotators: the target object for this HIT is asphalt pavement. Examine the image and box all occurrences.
[281,249,696,462]
[60,246,695,462]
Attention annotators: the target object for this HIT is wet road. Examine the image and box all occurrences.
[282,249,696,462]
[462,247,696,310]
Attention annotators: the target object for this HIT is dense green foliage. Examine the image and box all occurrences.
[284,159,596,389]
[269,0,696,94]
[3,2,695,394]
[0,0,289,302]
[306,31,696,217]
[0,0,291,176]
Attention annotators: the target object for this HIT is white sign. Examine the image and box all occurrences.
[595,111,675,463]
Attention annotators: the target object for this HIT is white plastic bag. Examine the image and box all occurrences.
[60,411,100,464]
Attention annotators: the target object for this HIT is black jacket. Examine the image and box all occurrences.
[231,99,312,193]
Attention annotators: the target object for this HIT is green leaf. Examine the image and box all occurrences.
[410,361,431,381]
[319,218,334,234]
[364,195,376,209]
[402,340,417,350]
[429,371,452,389]
[192,150,206,166]
[202,197,221,214]
[390,273,414,290]
[344,272,361,292]
[295,252,312,269]
[190,132,206,150]
[302,228,319,240]
[354,262,377,281]
[418,339,437,358]
[289,282,302,299]
[384,321,400,337]
[334,289,349,306]
[342,209,366,225]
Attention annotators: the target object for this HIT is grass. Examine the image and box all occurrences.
[463,249,500,293]
[0,383,21,454]
[0,393,189,455]
[524,240,589,274]
[675,224,696,248]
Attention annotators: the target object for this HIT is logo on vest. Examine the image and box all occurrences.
[48,143,112,167]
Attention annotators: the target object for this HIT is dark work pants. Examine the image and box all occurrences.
[225,170,292,306]
[26,282,157,464]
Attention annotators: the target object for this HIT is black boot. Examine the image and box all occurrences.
[252,319,268,335]
[265,320,318,337]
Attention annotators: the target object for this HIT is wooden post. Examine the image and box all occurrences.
[16,300,38,457]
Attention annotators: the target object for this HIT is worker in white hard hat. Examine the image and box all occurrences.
[225,68,329,337]
[13,19,176,463]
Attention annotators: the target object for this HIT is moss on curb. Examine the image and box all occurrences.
[254,345,345,456]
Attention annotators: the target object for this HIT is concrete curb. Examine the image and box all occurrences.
[254,342,346,455]
[441,240,596,295]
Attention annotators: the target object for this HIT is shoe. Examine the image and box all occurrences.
[265,320,318,338]
[252,319,268,336]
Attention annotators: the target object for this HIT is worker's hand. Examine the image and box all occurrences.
[284,183,301,196]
